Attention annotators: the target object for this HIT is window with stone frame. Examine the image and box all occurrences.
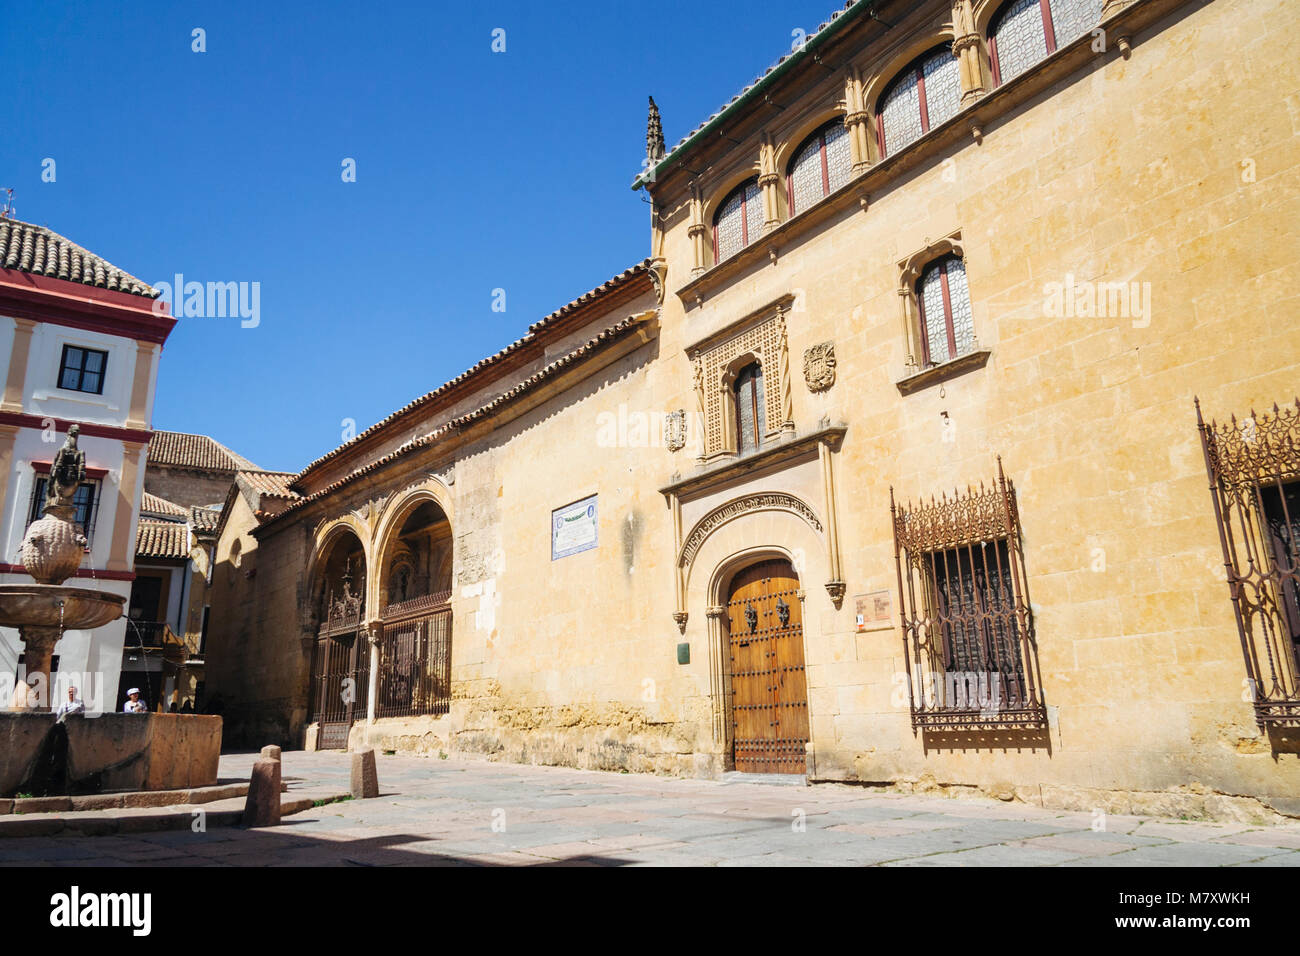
[989,0,1105,86]
[712,178,763,265]
[891,462,1046,731]
[876,46,962,158]
[733,362,767,453]
[787,119,853,216]
[691,301,793,460]
[917,255,975,366]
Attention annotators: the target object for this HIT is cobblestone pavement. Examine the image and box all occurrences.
[6,751,1300,866]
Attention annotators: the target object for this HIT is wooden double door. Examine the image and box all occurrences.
[725,559,809,774]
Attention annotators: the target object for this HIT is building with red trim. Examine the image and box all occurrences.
[0,217,175,710]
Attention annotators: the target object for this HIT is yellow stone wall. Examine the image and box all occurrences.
[210,0,1300,816]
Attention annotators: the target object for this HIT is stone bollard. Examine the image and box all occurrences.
[351,747,378,799]
[260,744,282,762]
[242,757,281,827]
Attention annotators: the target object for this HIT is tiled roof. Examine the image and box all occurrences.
[147,431,260,473]
[136,518,191,560]
[633,0,869,187]
[0,217,158,298]
[261,312,656,529]
[190,506,221,533]
[294,260,652,483]
[141,492,188,518]
[237,470,299,500]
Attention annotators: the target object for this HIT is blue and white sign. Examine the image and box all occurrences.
[552,494,598,560]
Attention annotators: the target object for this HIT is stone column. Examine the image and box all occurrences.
[819,439,846,608]
[706,605,729,743]
[18,625,59,711]
[758,133,781,233]
[365,623,381,723]
[1,318,36,413]
[106,441,147,572]
[843,68,873,172]
[952,0,987,106]
[0,424,19,502]
[688,185,707,277]
[899,285,920,371]
[125,342,159,430]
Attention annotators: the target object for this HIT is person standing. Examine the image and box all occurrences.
[123,688,148,713]
[56,686,85,721]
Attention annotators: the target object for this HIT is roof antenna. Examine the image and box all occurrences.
[1,188,13,219]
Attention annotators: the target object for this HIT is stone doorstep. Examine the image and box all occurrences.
[0,788,350,839]
[1,781,280,815]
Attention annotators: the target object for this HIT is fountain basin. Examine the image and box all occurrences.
[0,713,222,797]
[0,584,126,631]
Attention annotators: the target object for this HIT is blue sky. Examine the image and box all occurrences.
[3,0,841,472]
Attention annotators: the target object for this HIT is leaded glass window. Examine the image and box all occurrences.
[917,256,974,366]
[734,362,765,453]
[713,179,763,264]
[991,0,1103,85]
[788,120,852,216]
[877,47,962,158]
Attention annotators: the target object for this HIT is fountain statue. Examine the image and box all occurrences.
[2,424,125,711]
[0,422,222,798]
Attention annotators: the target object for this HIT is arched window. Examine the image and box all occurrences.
[787,120,853,216]
[990,0,1104,85]
[713,179,763,264]
[917,256,974,366]
[733,362,766,452]
[876,46,962,158]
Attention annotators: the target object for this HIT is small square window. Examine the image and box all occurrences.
[58,345,108,395]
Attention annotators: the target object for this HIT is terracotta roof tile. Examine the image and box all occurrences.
[261,312,656,530]
[294,260,652,482]
[147,431,260,472]
[0,217,158,297]
[190,506,221,532]
[141,492,188,518]
[136,518,191,560]
[237,470,299,500]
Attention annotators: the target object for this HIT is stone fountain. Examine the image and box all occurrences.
[0,425,222,797]
[2,426,125,710]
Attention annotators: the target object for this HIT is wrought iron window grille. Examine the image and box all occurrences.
[891,458,1047,732]
[1197,397,1300,729]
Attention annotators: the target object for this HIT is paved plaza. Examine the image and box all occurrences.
[5,751,1300,867]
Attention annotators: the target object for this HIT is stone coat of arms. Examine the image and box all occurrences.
[665,409,688,452]
[803,341,836,392]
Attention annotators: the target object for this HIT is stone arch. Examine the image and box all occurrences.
[773,109,850,176]
[699,165,763,243]
[861,29,959,120]
[679,492,825,590]
[371,479,455,619]
[306,515,371,608]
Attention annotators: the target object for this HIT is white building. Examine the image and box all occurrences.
[0,217,175,712]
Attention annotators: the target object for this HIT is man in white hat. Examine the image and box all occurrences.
[123,688,148,713]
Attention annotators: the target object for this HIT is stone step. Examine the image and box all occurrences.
[0,786,350,838]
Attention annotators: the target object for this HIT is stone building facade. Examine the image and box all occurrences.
[207,0,1300,818]
[0,217,174,711]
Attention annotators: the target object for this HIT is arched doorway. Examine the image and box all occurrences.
[724,558,809,773]
[374,498,453,718]
[308,530,368,749]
